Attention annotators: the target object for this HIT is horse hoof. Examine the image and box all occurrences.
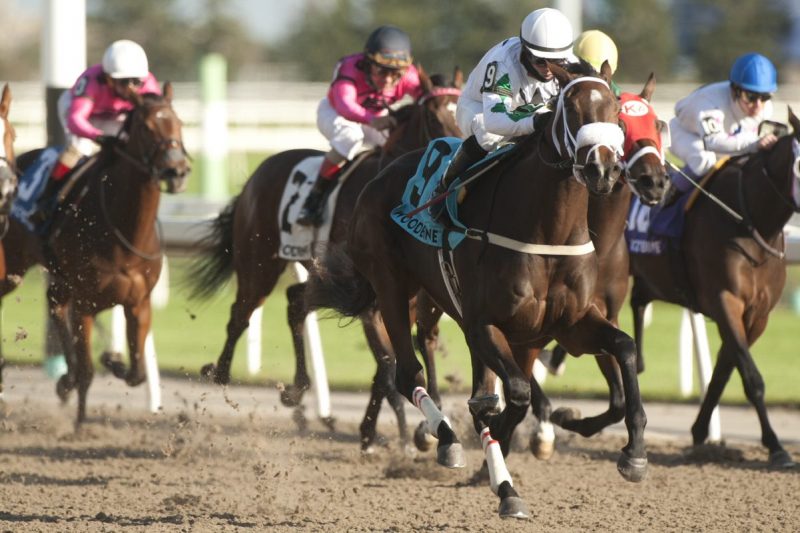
[320,416,336,432]
[436,442,466,468]
[56,376,73,403]
[550,407,581,428]
[617,452,648,482]
[414,421,436,452]
[402,443,418,459]
[200,363,216,379]
[768,450,795,469]
[498,496,530,520]
[100,351,127,379]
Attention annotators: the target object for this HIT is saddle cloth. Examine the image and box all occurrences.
[10,147,61,232]
[390,137,514,250]
[626,195,690,256]
[277,155,341,261]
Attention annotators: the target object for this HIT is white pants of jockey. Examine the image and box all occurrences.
[57,91,127,157]
[668,120,719,192]
[316,98,388,160]
[456,97,506,152]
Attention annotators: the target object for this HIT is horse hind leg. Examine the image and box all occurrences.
[550,354,625,437]
[282,281,311,407]
[358,309,412,454]
[72,313,95,426]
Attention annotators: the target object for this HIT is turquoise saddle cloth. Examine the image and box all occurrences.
[390,137,513,249]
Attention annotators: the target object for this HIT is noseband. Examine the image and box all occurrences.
[549,77,624,183]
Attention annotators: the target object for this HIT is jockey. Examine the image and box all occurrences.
[430,7,578,214]
[296,25,422,227]
[665,52,778,203]
[30,39,160,222]
[573,29,622,96]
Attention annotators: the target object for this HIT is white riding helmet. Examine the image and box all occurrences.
[102,40,149,79]
[520,8,574,60]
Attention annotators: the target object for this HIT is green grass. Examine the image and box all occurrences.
[4,260,800,407]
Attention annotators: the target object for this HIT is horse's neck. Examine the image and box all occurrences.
[588,184,630,252]
[103,162,161,243]
[742,149,795,239]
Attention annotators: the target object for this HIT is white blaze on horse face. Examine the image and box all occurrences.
[589,88,604,104]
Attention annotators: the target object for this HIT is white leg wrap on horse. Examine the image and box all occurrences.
[536,421,555,444]
[413,387,449,435]
[481,427,512,495]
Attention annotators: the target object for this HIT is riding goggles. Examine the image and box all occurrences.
[741,89,772,103]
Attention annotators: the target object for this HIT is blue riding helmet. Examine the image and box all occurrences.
[729,53,777,94]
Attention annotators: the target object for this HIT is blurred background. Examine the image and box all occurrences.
[1,0,799,407]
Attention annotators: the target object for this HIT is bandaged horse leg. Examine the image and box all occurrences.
[480,426,529,519]
[413,386,465,468]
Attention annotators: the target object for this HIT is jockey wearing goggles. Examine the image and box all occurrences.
[30,39,161,225]
[666,52,777,201]
[430,7,578,217]
[297,25,422,227]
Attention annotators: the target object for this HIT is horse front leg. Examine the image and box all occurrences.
[72,311,95,426]
[630,279,651,374]
[697,297,793,468]
[414,292,445,408]
[463,324,531,520]
[556,307,648,482]
[284,281,311,406]
[46,286,77,403]
[121,299,151,386]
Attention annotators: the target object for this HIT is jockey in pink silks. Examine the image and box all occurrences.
[30,39,161,223]
[295,25,423,227]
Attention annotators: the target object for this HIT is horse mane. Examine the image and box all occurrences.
[565,59,598,77]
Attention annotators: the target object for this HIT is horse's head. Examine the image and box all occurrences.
[0,84,18,216]
[618,74,669,205]
[382,65,463,159]
[548,60,624,195]
[123,82,191,193]
[784,107,800,209]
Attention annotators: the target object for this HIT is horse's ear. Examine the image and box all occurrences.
[452,66,464,89]
[417,64,434,94]
[163,82,173,103]
[640,72,656,102]
[599,60,613,84]
[0,84,10,119]
[788,106,800,138]
[549,61,573,87]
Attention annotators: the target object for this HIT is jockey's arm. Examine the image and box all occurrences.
[67,96,104,139]
[329,81,377,124]
[482,90,537,138]
[698,110,759,155]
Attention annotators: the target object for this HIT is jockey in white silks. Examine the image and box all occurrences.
[666,52,778,201]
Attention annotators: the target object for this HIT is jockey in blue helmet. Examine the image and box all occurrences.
[665,52,778,201]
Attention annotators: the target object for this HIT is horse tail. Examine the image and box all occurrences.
[306,243,376,318]
[185,196,238,300]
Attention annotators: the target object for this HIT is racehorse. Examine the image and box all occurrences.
[627,108,800,468]
[307,61,648,519]
[186,69,462,447]
[0,83,19,396]
[0,85,190,424]
[412,74,671,460]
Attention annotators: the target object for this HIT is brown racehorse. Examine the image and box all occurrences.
[0,85,190,424]
[0,83,19,396]
[186,69,462,447]
[413,75,671,459]
[627,108,800,469]
[307,62,648,519]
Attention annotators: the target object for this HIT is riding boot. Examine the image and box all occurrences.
[296,175,340,227]
[429,135,486,219]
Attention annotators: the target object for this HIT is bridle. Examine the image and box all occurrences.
[548,76,624,184]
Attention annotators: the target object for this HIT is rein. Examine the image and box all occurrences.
[97,173,164,261]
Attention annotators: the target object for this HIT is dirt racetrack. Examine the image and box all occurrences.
[0,369,798,532]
